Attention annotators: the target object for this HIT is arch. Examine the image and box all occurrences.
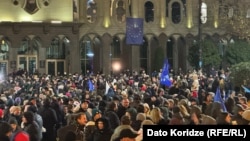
[150,36,164,73]
[92,36,102,73]
[80,35,93,74]
[18,36,32,55]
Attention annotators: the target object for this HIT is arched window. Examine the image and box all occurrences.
[172,2,181,24]
[80,37,94,74]
[87,0,97,23]
[116,0,126,23]
[145,2,154,23]
[46,37,66,59]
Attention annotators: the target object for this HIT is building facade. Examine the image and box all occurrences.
[0,0,237,76]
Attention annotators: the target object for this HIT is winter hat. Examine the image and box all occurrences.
[92,108,101,117]
[14,131,30,141]
[15,97,21,105]
[8,118,18,125]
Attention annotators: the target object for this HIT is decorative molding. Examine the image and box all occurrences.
[23,0,40,14]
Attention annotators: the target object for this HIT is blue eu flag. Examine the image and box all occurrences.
[160,59,172,87]
[214,87,227,112]
[126,18,144,45]
[88,79,94,92]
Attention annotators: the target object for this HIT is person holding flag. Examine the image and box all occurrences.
[214,87,227,112]
[160,59,172,88]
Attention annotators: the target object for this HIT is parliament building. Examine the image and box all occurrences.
[0,0,244,76]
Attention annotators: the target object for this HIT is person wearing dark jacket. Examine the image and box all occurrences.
[27,105,43,141]
[117,98,130,120]
[8,118,29,141]
[57,112,87,141]
[22,111,40,141]
[87,117,113,141]
[39,98,58,141]
[104,101,120,131]
[0,121,12,141]
[85,108,102,141]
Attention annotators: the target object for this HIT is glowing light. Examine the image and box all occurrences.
[103,17,110,28]
[112,61,121,71]
[160,17,166,28]
[187,20,192,28]
[214,21,218,28]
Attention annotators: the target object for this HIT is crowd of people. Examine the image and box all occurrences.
[0,67,249,141]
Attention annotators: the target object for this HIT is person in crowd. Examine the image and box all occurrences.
[104,101,120,131]
[22,111,40,141]
[216,111,232,125]
[150,107,168,125]
[110,115,132,141]
[8,118,30,141]
[136,119,154,141]
[26,105,43,140]
[114,128,139,141]
[87,117,113,141]
[85,108,102,140]
[132,113,146,131]
[8,106,22,125]
[0,121,13,141]
[231,104,248,125]
[125,107,138,130]
[117,98,130,120]
[39,98,58,141]
[57,112,87,141]
[76,100,92,121]
[169,106,184,125]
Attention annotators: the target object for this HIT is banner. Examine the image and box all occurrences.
[126,18,144,45]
